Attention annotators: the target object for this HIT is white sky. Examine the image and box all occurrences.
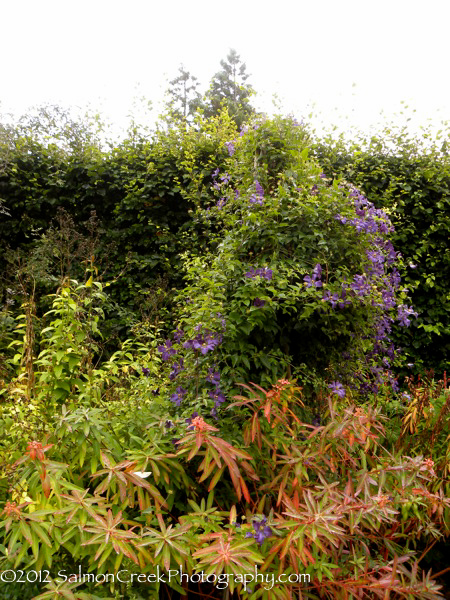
[1,0,449,139]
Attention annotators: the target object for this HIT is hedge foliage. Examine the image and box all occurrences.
[1,111,449,373]
[0,115,233,304]
[312,126,450,374]
[1,113,449,598]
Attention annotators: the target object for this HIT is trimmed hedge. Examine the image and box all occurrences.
[1,115,449,372]
[0,117,236,310]
[312,131,450,374]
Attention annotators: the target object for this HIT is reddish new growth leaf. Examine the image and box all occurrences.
[176,414,258,502]
[26,441,53,462]
[228,380,304,448]
[194,532,263,577]
[190,416,219,432]
[13,441,56,498]
[57,489,109,525]
[2,501,25,520]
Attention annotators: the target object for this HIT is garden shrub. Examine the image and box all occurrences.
[154,115,417,423]
[2,110,449,376]
[0,373,448,599]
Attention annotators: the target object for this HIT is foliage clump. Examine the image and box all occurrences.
[0,111,449,600]
[161,115,416,421]
[312,123,450,374]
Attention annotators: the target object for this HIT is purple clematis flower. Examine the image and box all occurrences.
[304,263,323,288]
[186,411,199,430]
[184,331,222,355]
[208,388,226,406]
[239,124,248,136]
[245,267,272,281]
[254,180,264,198]
[249,193,263,205]
[170,386,187,407]
[173,329,184,342]
[206,368,221,385]
[225,141,235,156]
[157,340,177,361]
[253,297,265,307]
[246,517,272,546]
[328,381,346,398]
[397,305,418,327]
[169,359,184,381]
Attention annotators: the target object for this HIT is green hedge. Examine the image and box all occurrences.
[312,130,450,374]
[0,117,236,314]
[1,115,449,373]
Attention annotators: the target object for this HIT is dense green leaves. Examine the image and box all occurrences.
[312,127,450,373]
[1,107,450,599]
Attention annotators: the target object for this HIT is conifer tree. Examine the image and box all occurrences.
[204,49,255,127]
[165,65,202,122]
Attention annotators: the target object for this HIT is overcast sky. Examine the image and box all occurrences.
[1,0,449,138]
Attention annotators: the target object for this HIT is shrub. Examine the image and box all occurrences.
[157,115,416,423]
[0,378,448,599]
